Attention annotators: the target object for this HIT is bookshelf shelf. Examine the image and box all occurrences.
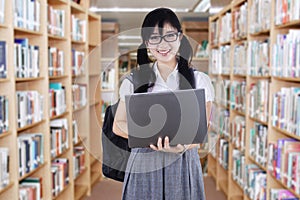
[17,119,45,133]
[248,116,268,126]
[70,2,86,13]
[72,73,86,79]
[231,176,244,192]
[49,75,69,80]
[248,156,267,171]
[48,0,68,5]
[0,24,7,28]
[50,111,69,120]
[74,185,88,200]
[71,40,86,45]
[273,76,300,83]
[48,34,68,41]
[231,109,245,117]
[74,136,87,147]
[89,101,100,107]
[0,182,14,195]
[15,77,45,82]
[271,125,300,141]
[232,74,246,78]
[73,104,87,113]
[269,174,300,199]
[0,78,9,83]
[74,167,87,182]
[51,148,70,161]
[14,27,43,36]
[248,75,271,79]
[249,29,270,37]
[52,183,71,200]
[275,19,300,29]
[0,131,11,139]
[18,162,47,181]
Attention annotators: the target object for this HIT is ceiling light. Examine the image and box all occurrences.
[209,7,223,14]
[89,7,189,13]
[119,42,141,46]
[194,0,211,12]
[118,35,141,40]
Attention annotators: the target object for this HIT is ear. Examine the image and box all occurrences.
[179,32,184,41]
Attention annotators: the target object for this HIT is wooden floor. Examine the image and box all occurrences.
[84,175,226,200]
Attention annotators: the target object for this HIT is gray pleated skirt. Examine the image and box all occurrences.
[122,148,206,200]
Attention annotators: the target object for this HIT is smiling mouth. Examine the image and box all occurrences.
[157,49,171,56]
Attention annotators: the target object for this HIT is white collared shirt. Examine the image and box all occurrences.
[119,62,215,102]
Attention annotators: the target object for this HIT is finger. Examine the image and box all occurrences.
[157,137,163,150]
[164,136,170,149]
[150,144,158,151]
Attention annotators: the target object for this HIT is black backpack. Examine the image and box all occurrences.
[101,68,155,182]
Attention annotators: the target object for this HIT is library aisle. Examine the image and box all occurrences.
[84,176,227,200]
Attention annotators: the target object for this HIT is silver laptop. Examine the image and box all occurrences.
[125,88,207,148]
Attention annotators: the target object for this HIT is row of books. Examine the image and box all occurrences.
[268,139,300,195]
[18,133,44,177]
[249,80,269,123]
[272,30,300,78]
[49,82,66,118]
[219,138,229,170]
[73,146,85,179]
[48,47,64,77]
[210,20,219,46]
[101,68,116,90]
[232,149,245,187]
[247,40,270,77]
[71,15,86,42]
[0,148,9,189]
[0,41,7,79]
[231,116,245,151]
[210,107,230,138]
[72,84,87,110]
[51,158,69,197]
[232,2,247,40]
[219,12,232,44]
[249,123,268,168]
[50,118,69,159]
[47,5,65,37]
[249,0,271,34]
[230,81,246,113]
[208,131,218,158]
[19,177,43,200]
[209,45,230,75]
[0,0,4,24]
[270,189,299,200]
[16,91,44,129]
[275,0,300,25]
[14,38,40,78]
[233,42,247,76]
[0,95,8,134]
[272,87,300,136]
[14,0,40,31]
[72,120,79,145]
[244,164,267,200]
[71,49,85,76]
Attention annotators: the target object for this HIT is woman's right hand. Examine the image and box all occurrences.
[150,136,187,154]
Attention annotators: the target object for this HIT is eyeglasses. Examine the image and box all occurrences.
[148,32,181,45]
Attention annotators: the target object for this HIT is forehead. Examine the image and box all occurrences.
[152,23,177,34]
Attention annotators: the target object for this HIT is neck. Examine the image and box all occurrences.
[157,58,177,81]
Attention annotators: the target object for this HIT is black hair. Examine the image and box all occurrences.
[135,7,195,92]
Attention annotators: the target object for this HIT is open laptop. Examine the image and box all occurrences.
[124,88,207,148]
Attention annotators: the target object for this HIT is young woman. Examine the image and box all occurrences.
[113,7,214,200]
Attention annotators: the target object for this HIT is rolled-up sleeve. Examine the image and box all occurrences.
[119,78,134,102]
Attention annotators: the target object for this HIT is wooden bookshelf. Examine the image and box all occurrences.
[0,0,102,199]
[208,0,300,200]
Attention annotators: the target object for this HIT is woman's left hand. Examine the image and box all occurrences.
[150,136,187,153]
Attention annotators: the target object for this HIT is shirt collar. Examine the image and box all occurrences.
[152,62,179,79]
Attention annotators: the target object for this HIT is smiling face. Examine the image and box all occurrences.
[145,23,182,66]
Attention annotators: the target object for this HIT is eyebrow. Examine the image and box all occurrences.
[150,31,177,35]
